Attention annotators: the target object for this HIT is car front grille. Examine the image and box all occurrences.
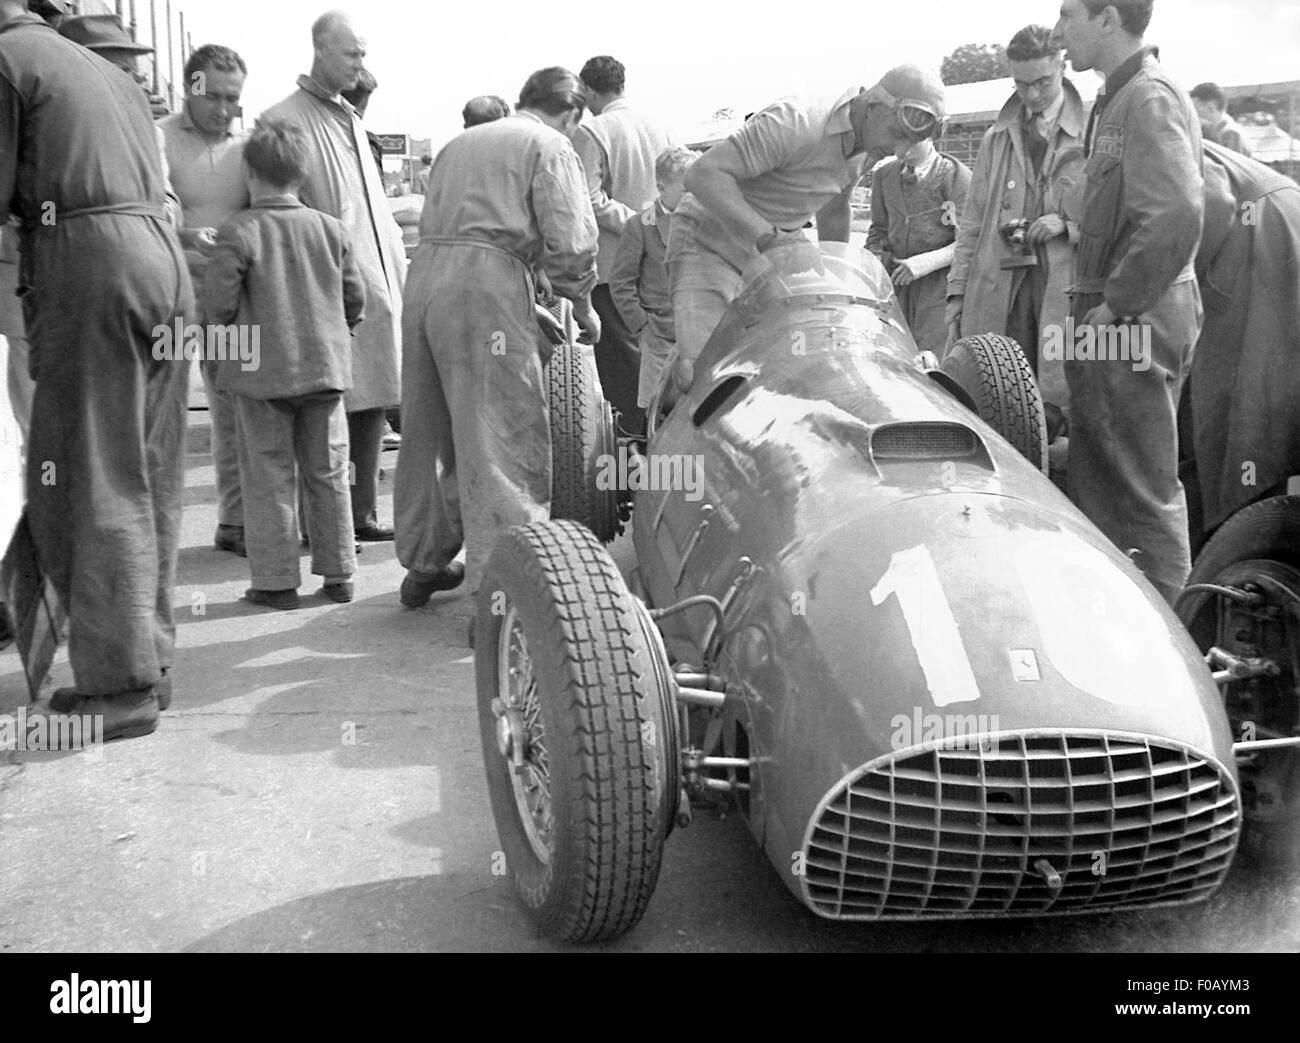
[801,731,1239,920]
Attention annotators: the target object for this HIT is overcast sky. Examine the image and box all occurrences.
[169,0,1300,151]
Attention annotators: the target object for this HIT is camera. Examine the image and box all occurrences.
[998,218,1038,268]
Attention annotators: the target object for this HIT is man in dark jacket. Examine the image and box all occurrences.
[1054,0,1204,605]
[0,2,192,737]
[1183,141,1300,543]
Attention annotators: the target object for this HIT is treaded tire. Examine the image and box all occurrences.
[1180,495,1300,866]
[548,339,620,543]
[476,520,675,942]
[941,333,1048,472]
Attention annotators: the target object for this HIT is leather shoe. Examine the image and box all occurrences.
[322,581,354,603]
[355,524,395,541]
[245,587,301,610]
[48,686,159,742]
[51,671,170,713]
[214,524,246,557]
[399,562,466,608]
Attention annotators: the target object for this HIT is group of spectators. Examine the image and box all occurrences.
[1,0,1297,744]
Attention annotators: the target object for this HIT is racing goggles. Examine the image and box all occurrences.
[865,83,943,139]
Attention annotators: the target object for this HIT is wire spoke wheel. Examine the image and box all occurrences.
[476,520,677,942]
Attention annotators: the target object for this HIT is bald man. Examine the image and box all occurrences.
[262,11,406,542]
[463,94,510,128]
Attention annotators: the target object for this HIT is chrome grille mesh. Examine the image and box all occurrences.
[871,422,978,460]
[802,731,1239,920]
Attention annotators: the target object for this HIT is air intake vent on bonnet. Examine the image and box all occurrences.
[872,422,980,461]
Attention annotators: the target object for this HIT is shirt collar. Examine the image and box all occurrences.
[297,74,358,116]
[602,98,631,113]
[514,110,545,126]
[252,194,304,209]
[1099,45,1158,105]
[0,12,46,35]
[1031,88,1067,126]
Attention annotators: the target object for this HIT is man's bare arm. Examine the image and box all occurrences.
[683,139,772,244]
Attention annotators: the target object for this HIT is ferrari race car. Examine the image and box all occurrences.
[475,240,1297,943]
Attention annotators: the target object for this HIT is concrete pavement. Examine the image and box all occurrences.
[1,404,1298,953]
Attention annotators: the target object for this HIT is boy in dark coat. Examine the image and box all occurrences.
[203,118,366,609]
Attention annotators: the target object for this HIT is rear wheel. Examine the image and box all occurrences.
[941,333,1048,472]
[547,338,620,542]
[476,520,675,941]
[1179,496,1300,865]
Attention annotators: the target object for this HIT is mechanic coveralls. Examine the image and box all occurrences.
[1067,48,1204,605]
[866,149,971,354]
[0,14,193,694]
[394,112,598,593]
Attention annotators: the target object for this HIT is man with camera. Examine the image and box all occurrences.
[946,24,1087,444]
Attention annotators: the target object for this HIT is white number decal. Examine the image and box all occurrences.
[871,545,981,707]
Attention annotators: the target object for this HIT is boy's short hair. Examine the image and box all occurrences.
[245,117,310,188]
[1190,82,1227,109]
[654,146,696,186]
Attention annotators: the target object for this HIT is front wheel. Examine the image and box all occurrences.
[476,519,676,941]
[1179,495,1300,865]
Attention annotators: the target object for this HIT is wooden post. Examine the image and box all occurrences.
[149,0,159,95]
[128,0,138,42]
[166,0,175,110]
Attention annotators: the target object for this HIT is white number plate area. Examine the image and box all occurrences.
[870,537,1184,710]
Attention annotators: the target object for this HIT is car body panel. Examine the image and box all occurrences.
[633,242,1239,918]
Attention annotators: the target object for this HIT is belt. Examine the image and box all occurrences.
[421,234,530,270]
[30,201,168,231]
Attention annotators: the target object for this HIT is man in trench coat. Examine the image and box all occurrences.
[262,11,406,541]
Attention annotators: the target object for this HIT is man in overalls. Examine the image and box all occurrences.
[394,68,599,618]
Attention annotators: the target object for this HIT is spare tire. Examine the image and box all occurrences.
[547,337,620,543]
[941,333,1049,472]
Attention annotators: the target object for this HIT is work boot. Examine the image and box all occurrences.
[214,524,246,556]
[399,562,466,608]
[47,685,160,742]
[244,587,301,610]
[51,668,170,713]
[322,581,354,603]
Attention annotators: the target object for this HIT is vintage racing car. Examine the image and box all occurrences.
[475,240,1295,942]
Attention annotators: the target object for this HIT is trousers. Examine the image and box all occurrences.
[25,214,191,694]
[200,359,243,528]
[1066,280,1203,605]
[591,283,644,435]
[348,406,385,531]
[395,240,550,594]
[236,390,355,589]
